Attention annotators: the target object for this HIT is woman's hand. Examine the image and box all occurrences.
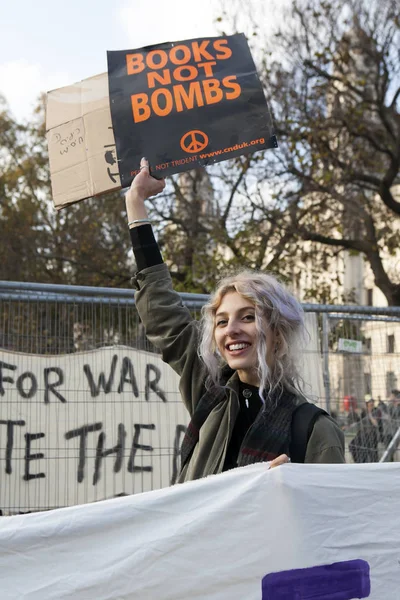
[269,454,290,469]
[127,157,165,202]
[125,158,166,226]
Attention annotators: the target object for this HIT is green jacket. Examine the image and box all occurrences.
[132,264,345,482]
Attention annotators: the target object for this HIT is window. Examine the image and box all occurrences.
[364,337,371,353]
[366,288,373,306]
[364,372,372,396]
[386,372,397,397]
[387,334,395,354]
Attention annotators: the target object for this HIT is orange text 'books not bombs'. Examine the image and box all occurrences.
[107,33,277,186]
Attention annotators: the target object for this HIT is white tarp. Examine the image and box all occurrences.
[0,462,399,599]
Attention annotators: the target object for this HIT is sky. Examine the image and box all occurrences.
[0,0,223,121]
[0,0,288,122]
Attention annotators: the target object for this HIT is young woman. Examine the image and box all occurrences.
[127,158,345,482]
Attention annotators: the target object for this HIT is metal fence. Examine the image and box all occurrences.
[0,280,399,514]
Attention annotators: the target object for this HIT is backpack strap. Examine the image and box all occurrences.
[289,403,328,463]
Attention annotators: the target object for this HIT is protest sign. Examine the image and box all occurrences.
[0,346,187,512]
[46,34,275,209]
[1,462,399,599]
[46,73,121,210]
[107,34,277,186]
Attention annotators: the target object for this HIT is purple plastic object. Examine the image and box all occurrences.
[262,559,371,599]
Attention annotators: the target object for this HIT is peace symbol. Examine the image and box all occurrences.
[180,130,209,153]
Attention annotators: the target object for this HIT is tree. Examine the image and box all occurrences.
[145,156,307,294]
[141,0,400,303]
[3,0,399,305]
[0,97,132,287]
[217,0,400,304]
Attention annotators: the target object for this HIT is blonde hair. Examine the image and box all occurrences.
[199,270,306,401]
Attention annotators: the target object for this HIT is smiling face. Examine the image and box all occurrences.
[214,291,261,386]
[200,270,303,397]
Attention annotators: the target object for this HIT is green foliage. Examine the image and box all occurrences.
[211,0,400,305]
[0,98,132,287]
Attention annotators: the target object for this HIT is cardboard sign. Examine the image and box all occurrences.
[107,34,277,186]
[46,73,121,210]
[1,462,399,598]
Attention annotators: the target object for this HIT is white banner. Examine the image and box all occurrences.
[0,462,399,599]
[0,346,187,511]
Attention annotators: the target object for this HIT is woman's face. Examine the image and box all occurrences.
[214,291,266,386]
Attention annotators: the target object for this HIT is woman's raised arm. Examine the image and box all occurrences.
[126,158,207,415]
[125,157,165,227]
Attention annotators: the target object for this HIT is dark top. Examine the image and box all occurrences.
[223,382,262,471]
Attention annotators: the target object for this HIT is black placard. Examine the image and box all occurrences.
[107,34,277,185]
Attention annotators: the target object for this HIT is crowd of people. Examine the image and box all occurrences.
[348,390,400,463]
